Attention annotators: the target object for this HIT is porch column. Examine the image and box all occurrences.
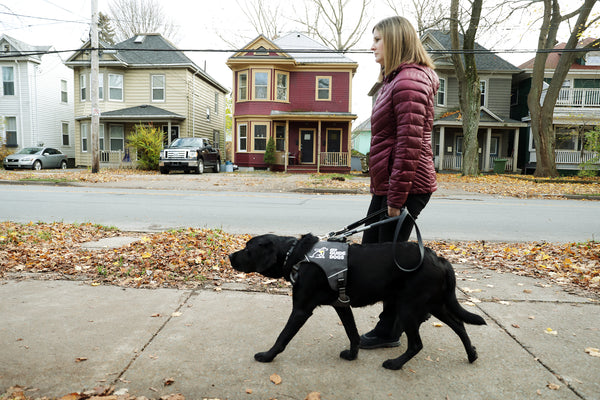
[285,120,290,172]
[167,121,172,145]
[512,128,520,172]
[438,127,445,171]
[317,120,322,172]
[484,128,492,171]
[347,121,352,168]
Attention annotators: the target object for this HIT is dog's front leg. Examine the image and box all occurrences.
[334,306,360,360]
[254,307,312,363]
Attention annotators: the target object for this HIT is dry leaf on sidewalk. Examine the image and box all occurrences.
[585,347,600,357]
[270,373,282,385]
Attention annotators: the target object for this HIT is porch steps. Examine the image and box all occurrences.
[287,165,318,174]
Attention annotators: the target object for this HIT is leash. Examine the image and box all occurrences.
[325,208,425,272]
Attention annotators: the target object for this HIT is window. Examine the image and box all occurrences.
[213,129,220,149]
[108,73,123,101]
[110,125,124,151]
[490,137,499,156]
[253,70,269,100]
[99,124,105,150]
[480,80,487,107]
[80,74,87,101]
[253,124,268,151]
[555,128,579,151]
[62,122,70,146]
[152,75,165,101]
[238,72,248,101]
[456,136,463,155]
[238,123,247,152]
[275,124,285,151]
[316,76,331,101]
[2,66,14,96]
[276,72,289,101]
[437,78,446,106]
[61,80,68,103]
[5,116,17,147]
[81,123,88,152]
[214,92,219,115]
[98,73,104,100]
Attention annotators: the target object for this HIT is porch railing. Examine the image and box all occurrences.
[100,150,138,167]
[529,150,599,164]
[556,88,600,107]
[435,155,514,171]
[320,152,349,166]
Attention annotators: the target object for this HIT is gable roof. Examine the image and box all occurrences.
[0,34,51,63]
[518,38,600,70]
[228,32,357,68]
[66,34,227,93]
[422,30,520,73]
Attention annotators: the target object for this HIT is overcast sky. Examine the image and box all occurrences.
[0,0,562,125]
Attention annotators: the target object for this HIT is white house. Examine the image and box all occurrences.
[0,34,75,163]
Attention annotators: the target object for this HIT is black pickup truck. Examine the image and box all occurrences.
[159,137,221,174]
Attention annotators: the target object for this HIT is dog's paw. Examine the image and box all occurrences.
[468,346,478,363]
[382,359,404,370]
[254,352,275,363]
[340,349,358,361]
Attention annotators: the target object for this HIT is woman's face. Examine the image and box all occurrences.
[371,28,384,66]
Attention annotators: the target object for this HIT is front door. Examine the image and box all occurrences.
[300,129,315,163]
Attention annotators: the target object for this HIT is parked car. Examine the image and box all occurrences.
[159,137,221,174]
[3,147,68,170]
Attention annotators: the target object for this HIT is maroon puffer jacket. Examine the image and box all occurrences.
[369,63,439,208]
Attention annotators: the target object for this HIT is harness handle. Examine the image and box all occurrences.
[392,209,425,272]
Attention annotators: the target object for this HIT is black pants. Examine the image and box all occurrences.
[362,193,431,339]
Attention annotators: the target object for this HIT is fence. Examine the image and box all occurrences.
[320,152,349,166]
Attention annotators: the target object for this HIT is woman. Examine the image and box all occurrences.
[360,16,439,349]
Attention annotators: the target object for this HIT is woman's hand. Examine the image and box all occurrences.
[387,206,401,217]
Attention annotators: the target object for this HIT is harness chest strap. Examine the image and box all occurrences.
[290,241,351,307]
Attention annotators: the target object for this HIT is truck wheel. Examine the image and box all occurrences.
[196,159,204,174]
[213,160,221,173]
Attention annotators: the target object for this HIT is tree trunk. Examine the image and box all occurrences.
[460,78,481,176]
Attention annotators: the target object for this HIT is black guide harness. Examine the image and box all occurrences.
[288,208,425,307]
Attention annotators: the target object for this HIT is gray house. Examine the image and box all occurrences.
[422,30,527,172]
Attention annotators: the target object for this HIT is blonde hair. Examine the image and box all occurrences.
[374,16,434,79]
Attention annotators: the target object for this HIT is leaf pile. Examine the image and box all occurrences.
[428,240,600,295]
[437,174,600,199]
[1,222,598,296]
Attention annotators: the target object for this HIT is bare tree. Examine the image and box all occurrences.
[294,0,372,51]
[218,0,289,48]
[527,0,600,177]
[107,0,180,43]
[447,0,484,176]
[385,0,449,35]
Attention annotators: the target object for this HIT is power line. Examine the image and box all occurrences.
[0,11,87,25]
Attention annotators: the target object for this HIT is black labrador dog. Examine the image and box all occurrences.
[229,233,486,370]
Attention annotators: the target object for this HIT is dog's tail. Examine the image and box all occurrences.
[443,258,486,326]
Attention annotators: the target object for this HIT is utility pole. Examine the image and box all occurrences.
[90,0,100,173]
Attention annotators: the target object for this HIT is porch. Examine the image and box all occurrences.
[435,155,515,172]
[99,149,138,168]
[556,88,600,107]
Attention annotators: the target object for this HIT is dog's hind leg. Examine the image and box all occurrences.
[382,314,424,370]
[432,307,478,363]
[254,308,313,363]
[334,306,360,360]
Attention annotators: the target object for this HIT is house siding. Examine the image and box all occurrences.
[485,76,512,116]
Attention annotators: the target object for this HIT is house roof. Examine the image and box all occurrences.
[0,34,51,63]
[518,38,600,70]
[422,30,520,73]
[352,118,371,133]
[66,34,227,93]
[228,32,357,68]
[273,32,356,65]
[75,104,185,121]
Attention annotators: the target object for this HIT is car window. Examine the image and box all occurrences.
[18,147,43,155]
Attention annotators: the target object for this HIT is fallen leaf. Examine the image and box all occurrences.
[512,324,520,328]
[433,322,444,327]
[545,328,558,335]
[74,357,88,363]
[164,377,175,386]
[585,347,600,357]
[547,383,560,390]
[171,311,183,317]
[151,313,161,317]
[305,392,321,400]
[246,388,253,394]
[270,373,282,385]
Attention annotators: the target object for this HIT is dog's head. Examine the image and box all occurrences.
[229,233,319,279]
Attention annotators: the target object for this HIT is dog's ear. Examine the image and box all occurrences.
[254,240,279,273]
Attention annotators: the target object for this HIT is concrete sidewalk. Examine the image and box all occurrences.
[1,265,599,400]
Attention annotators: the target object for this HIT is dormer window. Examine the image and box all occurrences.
[134,35,145,43]
[586,52,600,66]
[2,44,9,53]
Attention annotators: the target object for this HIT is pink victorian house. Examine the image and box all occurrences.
[227,32,358,172]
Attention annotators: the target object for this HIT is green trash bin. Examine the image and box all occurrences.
[493,158,507,173]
